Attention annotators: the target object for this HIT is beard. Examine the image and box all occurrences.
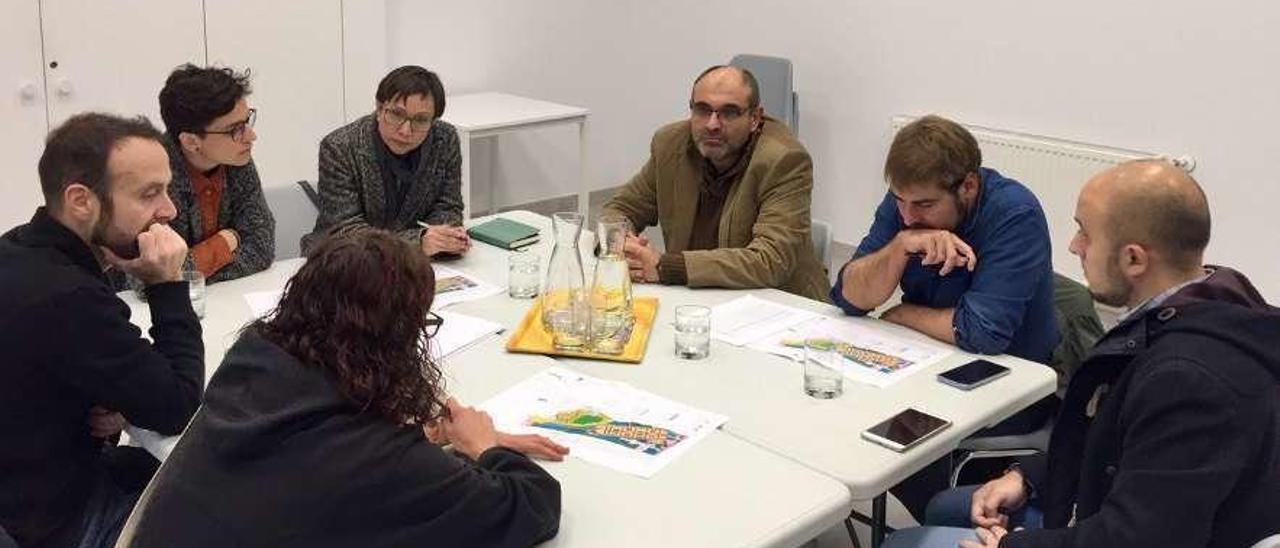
[90,206,142,260]
[693,133,745,165]
[906,192,972,231]
[1088,252,1133,307]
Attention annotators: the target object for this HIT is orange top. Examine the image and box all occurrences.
[186,162,233,277]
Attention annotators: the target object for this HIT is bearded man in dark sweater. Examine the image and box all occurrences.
[0,113,204,548]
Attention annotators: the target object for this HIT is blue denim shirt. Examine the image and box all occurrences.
[830,168,1059,363]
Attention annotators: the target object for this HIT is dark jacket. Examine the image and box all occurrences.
[300,115,464,254]
[127,328,561,548]
[0,209,204,548]
[1006,267,1280,548]
[165,138,276,283]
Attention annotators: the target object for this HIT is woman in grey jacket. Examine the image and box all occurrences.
[301,66,469,258]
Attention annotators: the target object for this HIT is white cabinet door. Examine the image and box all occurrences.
[205,0,346,258]
[0,1,49,229]
[40,0,206,128]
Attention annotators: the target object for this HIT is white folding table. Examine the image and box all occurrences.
[441,92,590,218]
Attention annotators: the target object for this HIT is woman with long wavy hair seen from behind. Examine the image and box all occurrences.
[125,229,562,548]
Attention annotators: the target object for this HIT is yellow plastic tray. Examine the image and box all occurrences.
[506,297,658,364]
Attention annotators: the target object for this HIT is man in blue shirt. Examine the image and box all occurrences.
[831,114,1058,363]
[831,115,1059,520]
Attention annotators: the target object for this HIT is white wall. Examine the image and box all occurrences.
[390,0,1280,300]
[342,0,388,122]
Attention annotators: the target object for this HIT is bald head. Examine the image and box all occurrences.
[691,65,759,109]
[1083,159,1210,270]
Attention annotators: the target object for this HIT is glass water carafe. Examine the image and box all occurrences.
[589,215,635,354]
[541,212,590,350]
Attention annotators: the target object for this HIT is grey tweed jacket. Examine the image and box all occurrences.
[300,114,464,254]
[165,138,276,283]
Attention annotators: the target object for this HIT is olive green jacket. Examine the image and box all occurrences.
[603,117,829,301]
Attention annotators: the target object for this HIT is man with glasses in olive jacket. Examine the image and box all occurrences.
[602,65,828,301]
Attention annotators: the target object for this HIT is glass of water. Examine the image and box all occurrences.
[674,305,711,360]
[508,249,540,299]
[803,337,844,399]
[183,269,206,319]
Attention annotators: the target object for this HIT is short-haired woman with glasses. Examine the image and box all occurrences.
[125,230,564,548]
[301,65,471,260]
[157,64,276,284]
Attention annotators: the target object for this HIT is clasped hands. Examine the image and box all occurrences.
[622,234,660,283]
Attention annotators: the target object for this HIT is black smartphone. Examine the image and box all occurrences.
[861,408,952,452]
[937,359,1011,390]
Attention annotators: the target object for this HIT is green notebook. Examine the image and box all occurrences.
[467,218,541,249]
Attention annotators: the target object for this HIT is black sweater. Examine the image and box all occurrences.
[0,209,204,548]
[128,328,561,548]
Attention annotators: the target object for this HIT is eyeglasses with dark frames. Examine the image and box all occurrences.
[203,108,257,143]
[689,102,750,122]
[380,106,434,133]
[424,311,444,338]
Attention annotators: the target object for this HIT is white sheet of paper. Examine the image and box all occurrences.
[709,295,825,346]
[122,424,178,460]
[244,289,500,359]
[748,318,954,388]
[429,310,504,359]
[242,265,502,317]
[432,264,504,309]
[482,367,728,478]
[243,289,283,319]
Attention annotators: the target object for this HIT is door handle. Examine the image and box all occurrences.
[55,78,73,98]
[19,81,40,101]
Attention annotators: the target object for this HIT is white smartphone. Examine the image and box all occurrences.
[860,408,952,452]
[937,359,1011,391]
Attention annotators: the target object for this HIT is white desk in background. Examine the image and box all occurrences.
[119,234,853,548]
[441,92,590,218]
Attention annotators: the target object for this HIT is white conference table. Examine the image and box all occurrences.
[120,229,853,547]
[436,211,1058,547]
[442,92,590,218]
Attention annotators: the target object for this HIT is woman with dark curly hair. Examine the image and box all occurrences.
[125,230,562,548]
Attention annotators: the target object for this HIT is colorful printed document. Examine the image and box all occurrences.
[431,264,504,309]
[749,318,953,388]
[482,367,728,477]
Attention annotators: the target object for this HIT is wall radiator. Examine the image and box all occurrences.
[890,115,1195,285]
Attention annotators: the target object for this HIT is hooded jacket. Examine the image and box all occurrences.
[1005,267,1280,548]
[126,328,561,548]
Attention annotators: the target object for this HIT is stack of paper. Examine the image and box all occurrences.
[429,310,504,359]
[709,294,824,346]
[482,367,728,478]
